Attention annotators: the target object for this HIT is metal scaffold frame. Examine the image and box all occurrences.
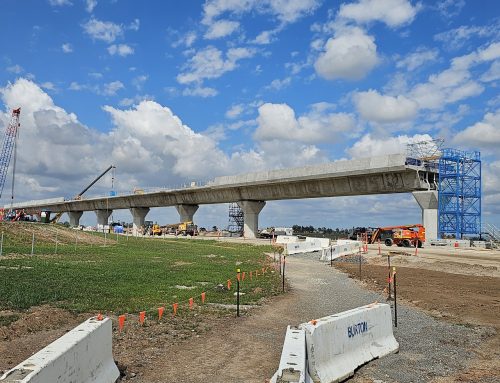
[438,148,481,238]
[228,202,244,234]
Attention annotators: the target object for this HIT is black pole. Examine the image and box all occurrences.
[358,249,362,279]
[236,269,240,317]
[282,256,286,292]
[330,246,333,267]
[279,253,282,275]
[388,254,392,299]
[393,267,397,327]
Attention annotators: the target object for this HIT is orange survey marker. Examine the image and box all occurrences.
[227,279,232,290]
[250,271,253,280]
[237,272,241,282]
[242,271,245,281]
[118,314,126,332]
[158,307,164,320]
[189,297,194,309]
[139,311,146,325]
[97,313,103,321]
[173,303,178,316]
[201,292,206,303]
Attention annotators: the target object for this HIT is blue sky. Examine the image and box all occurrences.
[0,0,499,230]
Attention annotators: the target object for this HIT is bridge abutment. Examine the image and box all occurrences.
[412,191,438,241]
[176,204,199,222]
[130,207,150,236]
[237,200,265,239]
[69,211,83,227]
[95,209,112,228]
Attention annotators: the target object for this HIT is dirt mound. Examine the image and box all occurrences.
[0,222,113,246]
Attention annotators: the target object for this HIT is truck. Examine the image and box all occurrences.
[371,224,425,248]
[259,227,293,238]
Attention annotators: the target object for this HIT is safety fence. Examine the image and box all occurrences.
[98,264,277,332]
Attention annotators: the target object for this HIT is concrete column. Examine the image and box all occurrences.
[95,209,112,227]
[175,204,199,222]
[68,211,83,227]
[413,191,438,241]
[130,207,150,236]
[237,200,266,239]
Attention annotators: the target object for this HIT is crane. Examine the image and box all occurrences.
[0,108,21,205]
[51,165,116,223]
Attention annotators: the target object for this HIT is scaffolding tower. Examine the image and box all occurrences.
[228,203,244,235]
[438,148,481,239]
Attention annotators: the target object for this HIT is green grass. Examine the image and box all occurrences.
[0,225,281,314]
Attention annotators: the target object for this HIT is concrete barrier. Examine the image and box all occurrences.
[320,242,361,262]
[302,303,398,383]
[270,326,311,383]
[0,317,119,383]
[276,235,300,244]
[286,237,330,255]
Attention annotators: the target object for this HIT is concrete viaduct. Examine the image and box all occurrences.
[8,154,439,239]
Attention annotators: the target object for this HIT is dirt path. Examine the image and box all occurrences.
[135,254,490,383]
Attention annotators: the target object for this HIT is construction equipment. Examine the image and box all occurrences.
[0,108,21,205]
[166,221,198,236]
[51,165,116,223]
[151,223,162,236]
[371,224,425,248]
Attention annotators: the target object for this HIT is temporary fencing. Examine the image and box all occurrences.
[102,264,276,332]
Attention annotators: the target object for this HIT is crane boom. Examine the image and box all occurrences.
[76,165,115,198]
[0,108,20,200]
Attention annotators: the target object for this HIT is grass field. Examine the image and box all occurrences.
[0,222,281,316]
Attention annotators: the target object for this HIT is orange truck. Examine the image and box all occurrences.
[371,224,425,248]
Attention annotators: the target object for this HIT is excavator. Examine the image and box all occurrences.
[50,165,116,223]
[370,224,425,248]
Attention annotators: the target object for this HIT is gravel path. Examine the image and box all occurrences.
[138,253,488,383]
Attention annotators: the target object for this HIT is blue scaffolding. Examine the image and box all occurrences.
[438,148,481,238]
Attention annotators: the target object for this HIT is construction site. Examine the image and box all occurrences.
[0,106,499,383]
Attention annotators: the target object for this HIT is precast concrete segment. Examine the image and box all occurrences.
[270,326,311,383]
[237,200,265,239]
[130,207,150,236]
[175,204,199,222]
[10,154,435,214]
[68,211,83,227]
[95,209,112,226]
[301,303,399,383]
[0,317,119,383]
[413,191,438,240]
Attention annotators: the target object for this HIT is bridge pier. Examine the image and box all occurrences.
[69,211,83,227]
[413,191,438,241]
[176,204,199,222]
[130,207,150,236]
[237,200,265,239]
[95,209,112,229]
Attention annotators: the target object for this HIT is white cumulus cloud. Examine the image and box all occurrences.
[254,102,357,144]
[353,90,419,123]
[314,27,378,81]
[452,110,500,151]
[61,43,73,53]
[85,0,97,13]
[338,0,420,28]
[346,133,434,158]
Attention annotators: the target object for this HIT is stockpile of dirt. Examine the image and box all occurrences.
[0,222,113,246]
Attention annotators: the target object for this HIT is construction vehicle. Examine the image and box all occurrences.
[166,221,198,236]
[371,224,425,248]
[50,165,116,223]
[151,223,162,236]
